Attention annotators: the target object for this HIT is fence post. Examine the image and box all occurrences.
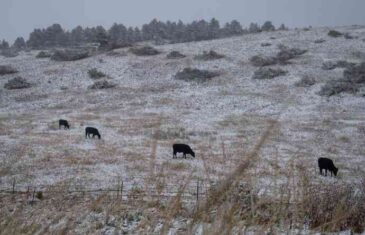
[117,177,120,199]
[31,188,36,205]
[121,181,123,201]
[196,180,199,209]
[12,179,16,194]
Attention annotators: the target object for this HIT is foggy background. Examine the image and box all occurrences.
[1,0,365,41]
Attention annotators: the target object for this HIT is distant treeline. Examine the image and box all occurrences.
[0,19,287,50]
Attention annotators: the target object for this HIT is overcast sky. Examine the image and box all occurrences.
[1,0,365,42]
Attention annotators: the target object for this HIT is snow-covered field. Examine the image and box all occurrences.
[1,26,365,234]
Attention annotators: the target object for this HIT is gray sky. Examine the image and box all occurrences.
[1,0,365,42]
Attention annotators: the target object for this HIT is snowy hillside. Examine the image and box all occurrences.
[1,26,365,234]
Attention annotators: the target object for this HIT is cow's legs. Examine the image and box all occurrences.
[325,169,327,176]
[319,168,323,175]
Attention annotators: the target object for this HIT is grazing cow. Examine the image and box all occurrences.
[85,127,101,139]
[173,144,195,159]
[59,119,70,129]
[318,157,338,177]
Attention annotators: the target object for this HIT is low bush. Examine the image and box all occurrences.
[251,46,307,67]
[166,51,186,59]
[88,80,116,89]
[295,76,316,87]
[36,51,52,58]
[252,67,287,80]
[328,30,343,38]
[275,46,307,64]
[4,77,31,90]
[194,50,225,60]
[88,68,106,79]
[260,43,272,47]
[129,46,160,56]
[0,49,19,58]
[343,62,365,84]
[106,51,127,57]
[344,33,355,39]
[0,65,18,75]
[314,39,326,44]
[322,60,356,70]
[36,191,43,200]
[174,68,220,82]
[108,42,133,50]
[51,49,89,61]
[250,55,276,67]
[319,62,365,96]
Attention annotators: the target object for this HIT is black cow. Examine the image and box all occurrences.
[59,119,70,129]
[85,127,101,139]
[173,144,195,159]
[318,157,338,177]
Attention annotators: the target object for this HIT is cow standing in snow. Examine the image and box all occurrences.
[173,144,195,159]
[318,157,338,177]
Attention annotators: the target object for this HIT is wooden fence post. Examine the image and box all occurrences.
[120,181,123,201]
[31,188,36,205]
[12,179,16,194]
[117,177,120,199]
[196,180,199,209]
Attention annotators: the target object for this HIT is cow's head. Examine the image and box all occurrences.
[333,167,338,176]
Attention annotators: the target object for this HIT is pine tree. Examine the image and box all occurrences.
[1,39,10,50]
[70,26,85,45]
[27,29,45,48]
[249,23,261,33]
[209,18,221,39]
[12,37,26,49]
[261,21,275,31]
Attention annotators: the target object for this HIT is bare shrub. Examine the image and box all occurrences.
[252,68,287,80]
[322,60,356,70]
[0,49,19,58]
[344,62,365,84]
[261,43,272,47]
[4,77,31,90]
[352,51,365,60]
[88,68,106,79]
[174,68,220,82]
[322,61,337,70]
[319,79,357,96]
[303,181,365,233]
[166,51,186,59]
[106,50,127,57]
[194,50,225,60]
[36,51,52,58]
[0,65,18,75]
[344,33,355,39]
[51,49,89,61]
[129,46,160,56]
[275,45,307,64]
[251,46,307,67]
[88,80,116,89]
[250,55,276,67]
[328,30,343,38]
[314,39,326,44]
[295,76,316,87]
[319,62,365,96]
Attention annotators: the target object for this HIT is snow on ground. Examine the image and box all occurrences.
[1,26,365,195]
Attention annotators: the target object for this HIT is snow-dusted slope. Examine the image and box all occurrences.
[1,26,365,191]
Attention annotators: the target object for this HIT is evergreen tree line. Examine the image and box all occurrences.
[1,19,286,50]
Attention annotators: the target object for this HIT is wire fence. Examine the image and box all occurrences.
[0,178,216,204]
